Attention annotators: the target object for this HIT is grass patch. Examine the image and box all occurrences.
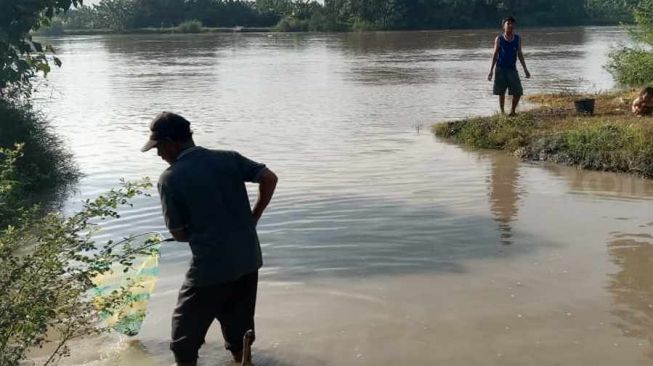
[433,89,653,179]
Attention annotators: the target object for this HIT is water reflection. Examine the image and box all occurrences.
[544,163,653,201]
[261,193,536,281]
[608,232,653,357]
[486,152,522,245]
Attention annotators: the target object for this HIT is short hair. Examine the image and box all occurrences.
[640,86,653,96]
[502,16,516,26]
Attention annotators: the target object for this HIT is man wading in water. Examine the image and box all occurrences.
[488,16,531,116]
[142,112,278,365]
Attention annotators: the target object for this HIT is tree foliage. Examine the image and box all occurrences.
[607,0,653,86]
[0,148,159,366]
[0,0,82,97]
[0,100,79,198]
[93,0,138,30]
[52,0,638,32]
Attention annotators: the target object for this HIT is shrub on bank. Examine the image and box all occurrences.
[607,48,653,86]
[0,100,79,200]
[177,19,203,33]
[606,0,653,86]
[307,12,349,32]
[274,16,309,32]
[36,19,65,36]
[0,160,158,365]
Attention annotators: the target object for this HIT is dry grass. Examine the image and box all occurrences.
[525,89,639,114]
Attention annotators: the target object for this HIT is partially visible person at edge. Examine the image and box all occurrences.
[488,16,531,116]
[632,86,653,116]
[141,112,278,366]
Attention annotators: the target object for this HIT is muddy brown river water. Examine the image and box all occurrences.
[29,27,653,365]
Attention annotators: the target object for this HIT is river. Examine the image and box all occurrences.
[30,27,653,365]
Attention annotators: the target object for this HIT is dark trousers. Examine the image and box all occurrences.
[170,272,258,364]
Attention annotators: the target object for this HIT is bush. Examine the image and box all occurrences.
[308,12,350,32]
[177,19,203,33]
[274,16,309,32]
[0,0,76,97]
[607,0,653,86]
[0,100,79,200]
[0,152,159,365]
[0,145,26,227]
[607,48,653,86]
[37,18,65,36]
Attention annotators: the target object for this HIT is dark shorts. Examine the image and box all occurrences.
[170,271,258,364]
[493,67,523,96]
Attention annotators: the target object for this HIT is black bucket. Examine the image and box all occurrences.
[574,98,595,115]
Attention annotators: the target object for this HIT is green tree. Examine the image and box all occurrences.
[0,0,81,98]
[0,147,158,365]
[256,0,295,16]
[607,0,653,86]
[585,0,637,23]
[61,5,98,29]
[93,0,137,30]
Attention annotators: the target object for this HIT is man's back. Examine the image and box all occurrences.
[158,147,266,286]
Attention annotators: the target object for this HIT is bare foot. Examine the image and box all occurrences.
[241,330,255,366]
[232,330,255,365]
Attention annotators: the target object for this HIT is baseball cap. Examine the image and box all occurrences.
[141,112,193,152]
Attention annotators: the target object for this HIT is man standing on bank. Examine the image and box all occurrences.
[488,16,531,116]
[141,112,278,366]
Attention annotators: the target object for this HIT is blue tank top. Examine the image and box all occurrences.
[497,34,520,69]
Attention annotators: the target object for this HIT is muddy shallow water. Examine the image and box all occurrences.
[29,27,653,365]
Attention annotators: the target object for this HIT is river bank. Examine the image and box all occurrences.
[433,89,653,179]
[36,26,273,36]
[38,21,630,36]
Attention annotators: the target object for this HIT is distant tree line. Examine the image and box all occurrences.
[43,0,641,33]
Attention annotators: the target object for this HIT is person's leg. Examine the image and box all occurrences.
[510,95,521,116]
[216,272,258,363]
[494,67,508,114]
[170,283,216,366]
[507,69,523,116]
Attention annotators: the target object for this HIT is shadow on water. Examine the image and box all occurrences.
[607,232,653,357]
[257,191,541,282]
[543,163,653,201]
